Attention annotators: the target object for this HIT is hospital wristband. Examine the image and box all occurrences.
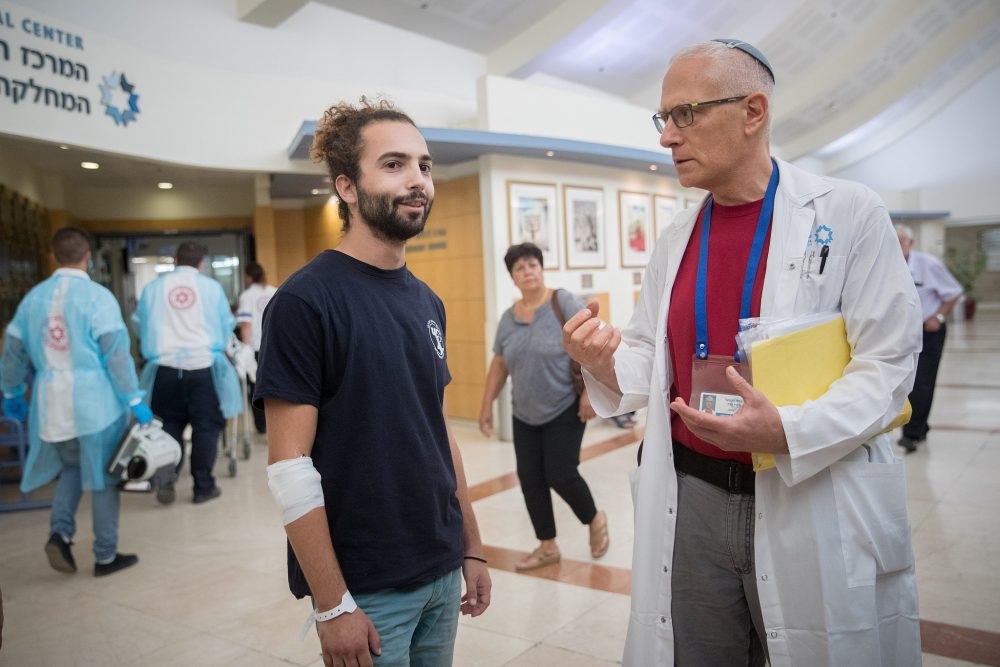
[315,592,358,622]
[298,592,358,641]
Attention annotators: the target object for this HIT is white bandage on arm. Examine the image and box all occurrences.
[267,456,325,525]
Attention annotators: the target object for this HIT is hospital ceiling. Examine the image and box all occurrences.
[244,0,1000,168]
[11,0,1000,204]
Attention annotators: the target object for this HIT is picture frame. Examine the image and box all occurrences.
[653,194,678,239]
[563,185,606,269]
[507,181,559,269]
[618,190,652,268]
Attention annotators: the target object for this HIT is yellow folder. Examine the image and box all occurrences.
[750,315,911,471]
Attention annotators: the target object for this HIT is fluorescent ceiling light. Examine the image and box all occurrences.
[157,182,173,190]
[80,161,99,170]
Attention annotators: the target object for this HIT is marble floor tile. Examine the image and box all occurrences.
[502,643,621,666]
[452,624,535,667]
[1,313,998,665]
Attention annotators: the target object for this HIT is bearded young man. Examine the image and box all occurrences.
[254,97,490,667]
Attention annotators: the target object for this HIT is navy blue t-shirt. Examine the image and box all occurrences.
[253,250,463,597]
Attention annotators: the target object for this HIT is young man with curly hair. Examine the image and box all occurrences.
[255,97,491,667]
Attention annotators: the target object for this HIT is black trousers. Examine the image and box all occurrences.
[248,351,266,433]
[512,399,597,540]
[151,366,224,496]
[904,323,947,441]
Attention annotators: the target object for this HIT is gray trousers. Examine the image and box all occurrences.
[671,470,768,666]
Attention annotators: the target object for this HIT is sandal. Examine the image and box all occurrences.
[589,510,610,559]
[515,546,561,571]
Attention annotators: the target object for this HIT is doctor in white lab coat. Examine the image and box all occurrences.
[565,40,922,666]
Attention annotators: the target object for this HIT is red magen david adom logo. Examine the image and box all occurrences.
[168,286,197,310]
[45,315,70,352]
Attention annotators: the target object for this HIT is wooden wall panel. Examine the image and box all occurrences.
[406,175,486,420]
[254,206,278,287]
[273,209,307,283]
[304,202,343,259]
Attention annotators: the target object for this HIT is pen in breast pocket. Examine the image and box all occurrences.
[819,245,830,274]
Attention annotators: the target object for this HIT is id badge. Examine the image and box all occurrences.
[689,355,750,417]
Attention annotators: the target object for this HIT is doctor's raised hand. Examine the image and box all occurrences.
[562,302,622,394]
[670,366,787,454]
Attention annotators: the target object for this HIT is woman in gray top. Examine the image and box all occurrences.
[479,243,609,570]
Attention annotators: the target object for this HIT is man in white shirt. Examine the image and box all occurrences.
[134,242,241,503]
[896,223,963,453]
[236,261,276,433]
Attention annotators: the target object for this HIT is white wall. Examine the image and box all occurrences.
[479,153,704,340]
[0,1,479,173]
[831,67,1000,222]
[19,0,486,101]
[479,75,657,151]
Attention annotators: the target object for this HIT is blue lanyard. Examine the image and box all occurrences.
[694,158,779,360]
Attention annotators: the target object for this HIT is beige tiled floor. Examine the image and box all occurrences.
[1,311,998,665]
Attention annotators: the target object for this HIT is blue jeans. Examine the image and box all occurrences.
[50,440,120,562]
[350,568,461,667]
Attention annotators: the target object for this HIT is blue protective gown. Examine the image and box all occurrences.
[132,266,242,418]
[1,268,143,492]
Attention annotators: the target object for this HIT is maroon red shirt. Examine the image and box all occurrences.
[667,198,771,464]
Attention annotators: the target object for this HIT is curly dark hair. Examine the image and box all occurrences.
[503,243,544,273]
[310,96,416,231]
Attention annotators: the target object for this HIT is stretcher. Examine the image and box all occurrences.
[220,336,255,477]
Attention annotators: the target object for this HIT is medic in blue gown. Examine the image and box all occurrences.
[132,241,241,504]
[1,227,152,576]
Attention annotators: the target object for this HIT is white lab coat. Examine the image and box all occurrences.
[585,159,923,666]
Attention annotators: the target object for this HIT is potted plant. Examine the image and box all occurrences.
[945,246,987,320]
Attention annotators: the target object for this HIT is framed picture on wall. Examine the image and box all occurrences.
[563,185,605,269]
[507,180,559,269]
[653,194,678,239]
[618,190,652,268]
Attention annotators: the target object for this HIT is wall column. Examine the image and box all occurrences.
[252,173,278,278]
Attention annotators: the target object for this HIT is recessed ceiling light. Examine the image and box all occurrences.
[649,164,658,171]
[58,144,69,150]
[80,161,99,170]
[157,182,174,190]
[545,151,555,157]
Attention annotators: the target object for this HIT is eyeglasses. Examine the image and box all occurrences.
[652,96,747,132]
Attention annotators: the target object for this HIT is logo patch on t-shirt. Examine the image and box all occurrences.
[427,320,445,359]
[44,315,70,352]
[168,286,197,310]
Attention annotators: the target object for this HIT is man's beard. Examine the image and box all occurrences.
[356,186,433,243]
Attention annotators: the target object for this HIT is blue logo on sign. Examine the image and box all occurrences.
[99,71,139,127]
